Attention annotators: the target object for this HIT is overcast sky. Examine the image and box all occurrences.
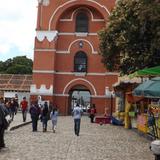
[0,0,38,61]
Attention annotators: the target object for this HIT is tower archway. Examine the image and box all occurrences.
[68,84,91,115]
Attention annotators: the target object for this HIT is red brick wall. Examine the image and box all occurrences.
[32,0,117,115]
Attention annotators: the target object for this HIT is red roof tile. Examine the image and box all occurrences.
[0,74,32,92]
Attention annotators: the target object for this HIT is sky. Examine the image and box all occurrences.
[0,0,38,61]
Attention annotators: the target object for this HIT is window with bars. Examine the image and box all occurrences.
[76,12,88,32]
[74,51,87,72]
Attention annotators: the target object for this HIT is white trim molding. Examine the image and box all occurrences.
[56,51,70,54]
[58,32,97,36]
[33,70,119,76]
[55,39,98,54]
[53,94,69,97]
[53,93,107,98]
[59,7,105,22]
[30,84,53,96]
[36,30,58,42]
[38,0,50,6]
[33,70,55,74]
[68,39,98,54]
[88,33,98,36]
[48,0,110,30]
[87,0,110,15]
[63,78,97,95]
[74,72,86,76]
[75,32,88,37]
[34,49,56,52]
[58,32,98,36]
[58,33,75,36]
[60,19,104,22]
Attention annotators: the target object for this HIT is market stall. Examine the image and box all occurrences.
[133,77,160,138]
[113,81,139,128]
[129,66,160,79]
[125,93,145,129]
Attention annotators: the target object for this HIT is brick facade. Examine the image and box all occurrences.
[31,0,118,115]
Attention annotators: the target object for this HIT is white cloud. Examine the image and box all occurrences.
[0,0,38,61]
[0,43,11,54]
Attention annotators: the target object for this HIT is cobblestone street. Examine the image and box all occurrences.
[0,115,154,160]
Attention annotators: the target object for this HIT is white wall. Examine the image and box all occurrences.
[4,91,30,105]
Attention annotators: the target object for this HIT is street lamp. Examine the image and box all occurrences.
[105,87,115,117]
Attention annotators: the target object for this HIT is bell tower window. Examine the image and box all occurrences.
[76,12,88,32]
[74,51,87,72]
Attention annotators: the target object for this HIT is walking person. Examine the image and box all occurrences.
[0,103,9,150]
[5,100,11,118]
[72,104,83,136]
[29,102,41,132]
[5,100,11,116]
[14,97,19,115]
[41,101,49,132]
[50,107,58,133]
[20,97,28,122]
[10,99,16,121]
[49,102,54,113]
[89,104,97,123]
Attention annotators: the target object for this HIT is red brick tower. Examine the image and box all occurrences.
[31,0,118,115]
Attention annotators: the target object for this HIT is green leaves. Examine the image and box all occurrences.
[99,0,160,75]
[0,56,33,74]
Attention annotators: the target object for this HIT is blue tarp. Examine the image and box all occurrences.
[133,77,160,98]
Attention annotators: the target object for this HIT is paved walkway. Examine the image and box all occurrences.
[0,114,154,160]
[8,112,31,130]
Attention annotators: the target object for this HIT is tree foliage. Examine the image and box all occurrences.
[0,56,33,74]
[99,0,160,75]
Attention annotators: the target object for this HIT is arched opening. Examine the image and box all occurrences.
[49,1,110,30]
[68,85,91,115]
[74,51,87,72]
[76,12,88,32]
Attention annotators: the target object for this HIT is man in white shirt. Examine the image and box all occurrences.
[72,104,83,136]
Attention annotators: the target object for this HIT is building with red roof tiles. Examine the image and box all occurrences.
[0,74,32,103]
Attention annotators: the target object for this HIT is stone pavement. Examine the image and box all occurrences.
[0,115,154,160]
[8,112,31,131]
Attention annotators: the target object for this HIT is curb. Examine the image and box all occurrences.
[132,128,155,141]
[9,121,32,131]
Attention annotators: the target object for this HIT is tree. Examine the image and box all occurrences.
[0,56,33,74]
[0,61,5,73]
[99,0,160,75]
[6,64,32,74]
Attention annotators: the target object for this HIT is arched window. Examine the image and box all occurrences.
[74,51,87,72]
[76,12,88,32]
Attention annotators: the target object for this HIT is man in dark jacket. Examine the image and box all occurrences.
[41,102,49,132]
[29,102,41,132]
[0,104,9,149]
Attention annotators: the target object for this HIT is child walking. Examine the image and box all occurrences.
[50,108,58,133]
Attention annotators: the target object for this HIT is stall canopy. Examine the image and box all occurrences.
[129,66,160,78]
[133,77,160,98]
